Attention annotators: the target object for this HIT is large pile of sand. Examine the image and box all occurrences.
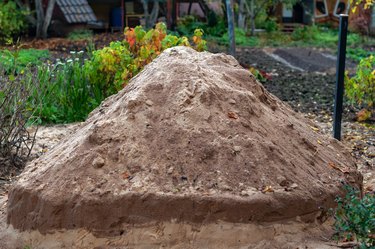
[7,47,361,236]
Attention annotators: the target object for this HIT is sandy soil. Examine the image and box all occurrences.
[0,123,366,249]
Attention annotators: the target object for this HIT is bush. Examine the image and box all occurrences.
[0,1,28,41]
[0,66,38,169]
[292,25,320,42]
[3,23,206,124]
[177,15,205,36]
[264,18,279,33]
[31,52,100,124]
[345,55,375,121]
[334,185,375,248]
[346,48,372,62]
[177,15,226,38]
[85,22,206,100]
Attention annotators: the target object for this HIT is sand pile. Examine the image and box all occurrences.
[7,47,361,236]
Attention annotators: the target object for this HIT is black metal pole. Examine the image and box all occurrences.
[333,14,348,140]
[171,0,177,31]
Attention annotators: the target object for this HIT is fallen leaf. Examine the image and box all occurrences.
[262,185,274,193]
[356,109,372,122]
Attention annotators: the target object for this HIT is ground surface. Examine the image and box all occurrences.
[0,41,373,248]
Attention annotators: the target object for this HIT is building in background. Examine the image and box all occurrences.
[277,0,374,35]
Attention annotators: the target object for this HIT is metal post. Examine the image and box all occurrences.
[333,14,348,140]
[225,0,236,56]
[171,0,177,31]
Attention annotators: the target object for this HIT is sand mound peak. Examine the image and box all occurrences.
[7,46,361,235]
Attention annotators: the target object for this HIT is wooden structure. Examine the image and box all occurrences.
[56,0,97,24]
[167,0,210,30]
[277,0,351,25]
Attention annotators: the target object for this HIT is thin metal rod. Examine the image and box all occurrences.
[333,14,348,140]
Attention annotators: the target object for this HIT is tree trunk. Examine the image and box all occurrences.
[249,0,255,36]
[150,0,159,27]
[142,0,159,29]
[35,0,44,38]
[142,0,150,28]
[42,0,56,38]
[238,0,246,29]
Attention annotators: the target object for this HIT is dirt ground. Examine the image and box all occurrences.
[0,45,373,249]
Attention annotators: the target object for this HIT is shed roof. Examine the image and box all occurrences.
[57,0,97,24]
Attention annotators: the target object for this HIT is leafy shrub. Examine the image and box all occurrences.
[254,9,268,30]
[292,25,320,42]
[177,15,226,38]
[0,49,50,73]
[68,29,94,41]
[0,1,28,41]
[345,55,374,121]
[177,15,205,36]
[346,32,362,47]
[31,53,100,123]
[2,23,206,124]
[334,185,375,248]
[249,67,271,82]
[347,48,372,62]
[264,18,279,33]
[85,22,206,99]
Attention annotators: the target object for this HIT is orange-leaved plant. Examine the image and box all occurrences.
[85,23,206,100]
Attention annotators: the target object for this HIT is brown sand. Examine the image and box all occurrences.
[7,46,361,237]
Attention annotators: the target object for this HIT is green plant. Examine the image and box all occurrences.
[334,185,375,248]
[0,49,50,73]
[177,15,205,36]
[86,22,206,99]
[177,15,226,38]
[0,0,28,41]
[220,28,259,46]
[31,53,100,123]
[249,67,270,82]
[347,48,372,62]
[68,29,94,41]
[345,55,375,121]
[264,18,279,33]
[259,30,291,47]
[292,25,320,42]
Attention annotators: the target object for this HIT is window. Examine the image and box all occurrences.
[314,0,328,18]
[333,0,350,17]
